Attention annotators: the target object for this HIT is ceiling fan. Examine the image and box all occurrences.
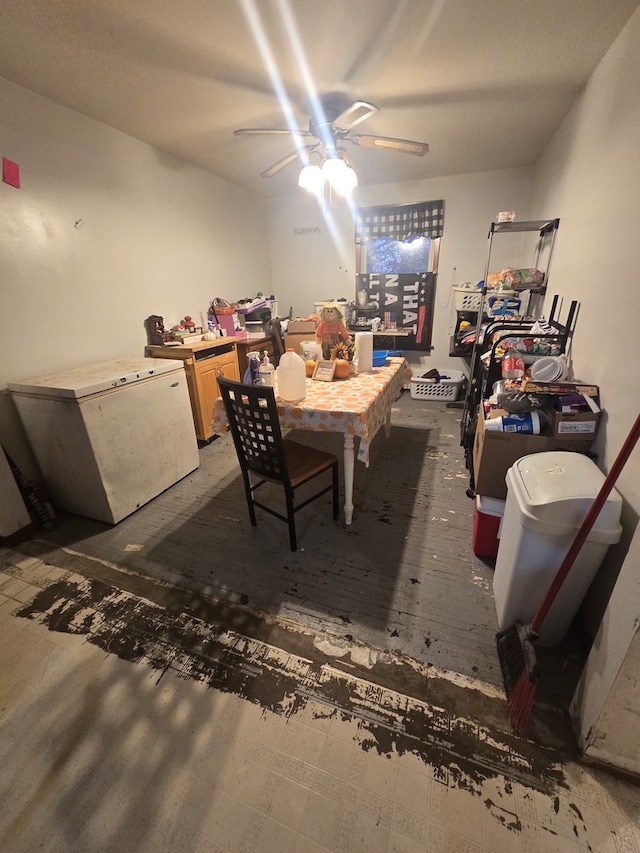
[233,95,429,179]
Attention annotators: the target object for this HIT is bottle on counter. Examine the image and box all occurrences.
[259,351,274,386]
[277,349,306,402]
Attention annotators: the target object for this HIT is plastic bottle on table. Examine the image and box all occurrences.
[259,350,274,386]
[501,346,525,379]
[277,349,306,402]
[243,353,261,384]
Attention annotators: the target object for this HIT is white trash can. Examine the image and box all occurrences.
[493,451,622,647]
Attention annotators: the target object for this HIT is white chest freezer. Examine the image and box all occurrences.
[9,357,199,524]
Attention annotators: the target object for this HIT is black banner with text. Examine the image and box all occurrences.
[356,272,436,351]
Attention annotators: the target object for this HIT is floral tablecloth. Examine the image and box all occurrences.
[212,357,408,465]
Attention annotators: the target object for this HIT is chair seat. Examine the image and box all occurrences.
[282,439,338,486]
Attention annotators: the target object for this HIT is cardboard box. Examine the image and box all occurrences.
[284,333,316,356]
[522,380,599,398]
[473,411,593,499]
[550,410,600,437]
[287,320,317,334]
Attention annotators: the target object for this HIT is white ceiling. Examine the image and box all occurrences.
[1,0,638,197]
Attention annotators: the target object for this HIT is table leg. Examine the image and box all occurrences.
[384,409,392,438]
[343,434,355,525]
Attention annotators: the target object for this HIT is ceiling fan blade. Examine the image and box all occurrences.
[234,128,313,137]
[332,100,379,131]
[350,135,429,156]
[260,145,317,178]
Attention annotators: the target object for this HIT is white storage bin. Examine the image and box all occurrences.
[493,452,622,648]
[410,369,465,401]
[453,287,482,312]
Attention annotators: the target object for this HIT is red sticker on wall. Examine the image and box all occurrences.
[2,157,21,188]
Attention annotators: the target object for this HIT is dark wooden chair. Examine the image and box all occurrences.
[270,317,285,365]
[217,377,339,551]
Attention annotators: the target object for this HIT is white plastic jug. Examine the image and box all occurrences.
[277,349,306,402]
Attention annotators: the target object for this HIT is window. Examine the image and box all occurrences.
[365,235,431,274]
[354,201,444,350]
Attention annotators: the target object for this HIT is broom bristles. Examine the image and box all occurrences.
[509,669,537,735]
[496,623,538,691]
[496,621,539,735]
[496,624,525,696]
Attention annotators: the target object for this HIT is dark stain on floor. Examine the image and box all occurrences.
[484,798,522,832]
[16,573,575,826]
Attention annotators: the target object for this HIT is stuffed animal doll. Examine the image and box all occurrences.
[316,305,352,359]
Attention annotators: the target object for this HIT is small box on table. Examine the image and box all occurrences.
[284,320,318,356]
[287,320,317,334]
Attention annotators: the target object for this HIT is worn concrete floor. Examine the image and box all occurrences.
[2,393,638,851]
[7,394,587,708]
[2,549,640,852]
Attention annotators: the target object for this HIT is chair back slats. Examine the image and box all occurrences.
[217,375,339,551]
[218,378,288,483]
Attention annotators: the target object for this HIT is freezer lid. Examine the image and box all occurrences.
[8,357,186,399]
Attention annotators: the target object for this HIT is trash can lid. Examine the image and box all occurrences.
[507,451,623,540]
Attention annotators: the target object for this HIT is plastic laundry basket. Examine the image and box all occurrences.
[410,370,465,401]
[493,451,622,647]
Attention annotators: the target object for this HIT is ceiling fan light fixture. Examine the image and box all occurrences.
[320,157,357,195]
[337,165,358,195]
[298,163,324,192]
[321,156,347,182]
[234,95,428,188]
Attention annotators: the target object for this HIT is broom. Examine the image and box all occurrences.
[497,412,640,735]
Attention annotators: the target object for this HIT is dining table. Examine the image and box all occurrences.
[211,357,409,525]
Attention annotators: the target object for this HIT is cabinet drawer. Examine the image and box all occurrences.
[194,341,236,362]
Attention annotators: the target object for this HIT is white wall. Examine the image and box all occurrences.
[0,76,270,384]
[267,168,537,370]
[530,9,640,772]
[0,76,269,482]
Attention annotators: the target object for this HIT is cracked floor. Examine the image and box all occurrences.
[2,549,640,852]
[2,395,639,851]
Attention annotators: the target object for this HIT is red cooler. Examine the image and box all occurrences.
[472,495,506,559]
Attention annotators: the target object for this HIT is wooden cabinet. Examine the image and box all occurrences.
[192,347,238,440]
[146,339,240,442]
